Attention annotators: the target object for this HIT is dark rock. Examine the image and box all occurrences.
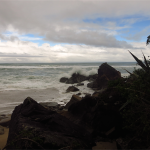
[66,86,79,92]
[60,72,98,85]
[87,80,98,88]
[66,73,87,84]
[96,74,109,89]
[87,74,98,82]
[67,95,122,138]
[6,97,94,149]
[98,63,121,80]
[59,77,68,83]
[84,93,91,97]
[100,88,126,105]
[65,95,82,109]
[76,83,84,86]
[76,92,81,96]
[68,95,97,116]
[92,92,100,98]
[88,63,121,89]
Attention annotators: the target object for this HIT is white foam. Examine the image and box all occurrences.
[59,67,98,78]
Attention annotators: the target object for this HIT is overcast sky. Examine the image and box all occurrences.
[0,0,150,63]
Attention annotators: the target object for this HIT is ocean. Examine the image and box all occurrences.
[0,62,140,114]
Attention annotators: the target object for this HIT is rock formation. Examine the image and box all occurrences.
[60,73,98,84]
[66,86,79,92]
[87,63,121,89]
[6,97,94,149]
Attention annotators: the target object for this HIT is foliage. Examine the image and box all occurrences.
[107,38,150,148]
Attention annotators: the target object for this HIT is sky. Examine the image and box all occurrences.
[0,0,150,63]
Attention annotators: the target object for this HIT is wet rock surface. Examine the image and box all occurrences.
[66,86,79,92]
[6,97,94,149]
[59,77,68,83]
[65,95,82,109]
[88,63,121,89]
[60,73,98,84]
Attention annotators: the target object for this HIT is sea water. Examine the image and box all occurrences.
[0,62,140,114]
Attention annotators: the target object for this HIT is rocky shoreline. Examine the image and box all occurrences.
[1,62,149,149]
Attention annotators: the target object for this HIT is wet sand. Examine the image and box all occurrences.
[0,126,9,149]
[0,88,62,114]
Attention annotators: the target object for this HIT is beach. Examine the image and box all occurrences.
[0,126,9,149]
[0,62,139,149]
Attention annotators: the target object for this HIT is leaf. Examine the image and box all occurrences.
[128,50,148,72]
[141,50,150,69]
[146,35,150,46]
[123,68,133,76]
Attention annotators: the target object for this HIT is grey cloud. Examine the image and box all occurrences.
[0,1,150,48]
[44,30,135,49]
[0,34,19,41]
[0,52,44,57]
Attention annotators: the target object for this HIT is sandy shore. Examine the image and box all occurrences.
[0,126,9,149]
[0,88,62,114]
[0,88,62,149]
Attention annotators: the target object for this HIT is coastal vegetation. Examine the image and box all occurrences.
[107,36,150,148]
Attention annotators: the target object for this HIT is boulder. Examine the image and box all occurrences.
[65,95,82,109]
[96,74,109,89]
[88,63,121,89]
[87,74,98,82]
[76,92,81,96]
[66,86,79,92]
[59,77,68,83]
[66,73,87,84]
[98,63,121,80]
[67,95,122,138]
[87,80,98,89]
[6,97,94,149]
[60,73,98,85]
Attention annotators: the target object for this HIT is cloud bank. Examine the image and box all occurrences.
[0,0,149,62]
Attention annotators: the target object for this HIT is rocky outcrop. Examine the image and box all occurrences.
[65,95,82,109]
[66,86,79,92]
[65,92,123,138]
[98,63,121,80]
[60,73,98,84]
[66,73,87,84]
[88,63,121,89]
[59,77,68,83]
[6,97,94,149]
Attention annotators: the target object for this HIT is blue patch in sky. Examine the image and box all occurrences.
[83,15,150,43]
